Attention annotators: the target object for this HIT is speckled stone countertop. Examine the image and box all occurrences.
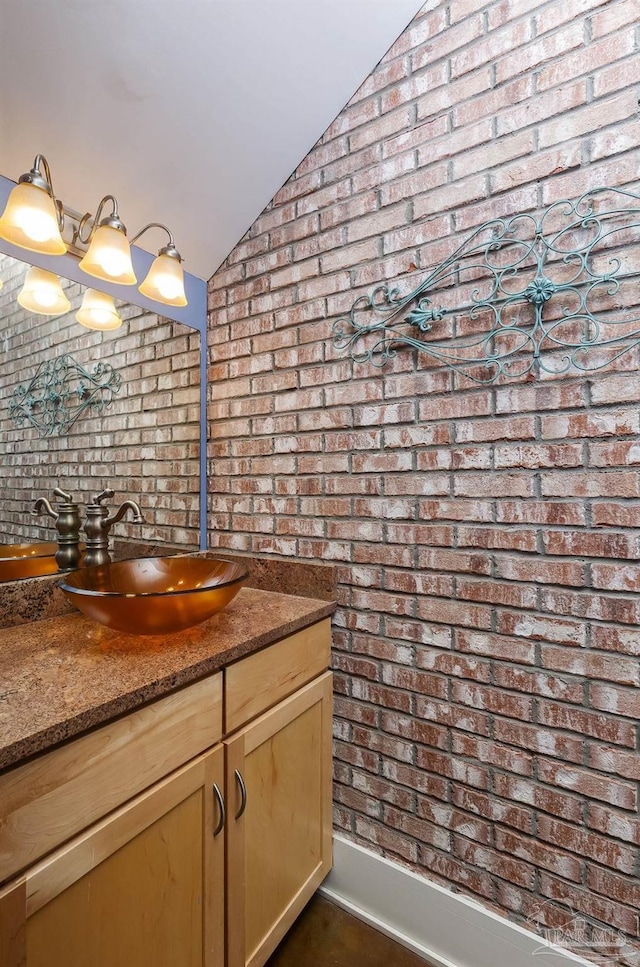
[0,587,335,773]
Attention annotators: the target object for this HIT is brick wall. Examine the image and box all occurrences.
[1,254,200,548]
[207,3,640,963]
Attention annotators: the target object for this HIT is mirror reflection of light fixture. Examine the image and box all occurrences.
[76,288,123,331]
[0,155,66,255]
[17,266,71,316]
[76,195,137,286]
[133,223,188,308]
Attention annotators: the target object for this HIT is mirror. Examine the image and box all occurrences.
[0,250,202,568]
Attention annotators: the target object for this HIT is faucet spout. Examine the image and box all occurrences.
[104,500,146,528]
[32,497,58,520]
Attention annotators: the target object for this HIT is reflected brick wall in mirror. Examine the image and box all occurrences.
[0,254,200,549]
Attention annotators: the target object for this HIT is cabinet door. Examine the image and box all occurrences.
[0,746,225,967]
[226,672,333,967]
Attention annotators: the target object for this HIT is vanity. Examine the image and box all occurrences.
[0,587,335,967]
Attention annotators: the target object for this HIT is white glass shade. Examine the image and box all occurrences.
[76,289,122,331]
[138,253,188,307]
[17,266,71,316]
[78,224,137,285]
[0,182,66,255]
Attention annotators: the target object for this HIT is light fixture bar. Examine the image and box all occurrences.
[0,153,188,307]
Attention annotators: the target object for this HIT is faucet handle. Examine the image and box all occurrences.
[54,486,72,503]
[92,489,115,506]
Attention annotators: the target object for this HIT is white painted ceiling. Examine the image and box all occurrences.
[0,0,422,281]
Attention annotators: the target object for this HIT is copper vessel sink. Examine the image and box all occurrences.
[0,542,59,581]
[58,556,248,635]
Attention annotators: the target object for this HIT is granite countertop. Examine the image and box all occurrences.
[0,587,335,772]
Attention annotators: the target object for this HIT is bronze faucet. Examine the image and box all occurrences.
[83,489,145,568]
[32,487,82,572]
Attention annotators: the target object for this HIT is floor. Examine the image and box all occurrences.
[265,895,433,967]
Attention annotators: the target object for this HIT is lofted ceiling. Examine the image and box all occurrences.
[0,0,422,281]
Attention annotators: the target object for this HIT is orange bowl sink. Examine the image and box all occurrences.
[59,556,248,635]
[0,542,59,581]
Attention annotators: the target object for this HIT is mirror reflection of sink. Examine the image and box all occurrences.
[0,542,59,581]
[58,557,249,635]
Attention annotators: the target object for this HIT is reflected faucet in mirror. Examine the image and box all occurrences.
[83,489,146,568]
[0,250,202,573]
[32,487,82,571]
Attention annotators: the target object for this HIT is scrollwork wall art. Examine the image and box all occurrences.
[333,186,640,383]
[9,353,121,437]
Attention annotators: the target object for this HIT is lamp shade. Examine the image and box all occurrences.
[138,252,188,307]
[17,266,71,316]
[0,182,66,255]
[78,224,137,285]
[76,289,122,331]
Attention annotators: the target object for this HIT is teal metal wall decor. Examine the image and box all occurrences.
[333,186,640,383]
[9,353,121,436]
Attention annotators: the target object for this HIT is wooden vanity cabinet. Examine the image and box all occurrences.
[226,673,333,967]
[1,747,226,967]
[0,617,332,967]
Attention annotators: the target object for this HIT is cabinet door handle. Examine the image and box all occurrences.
[234,768,247,820]
[212,782,226,836]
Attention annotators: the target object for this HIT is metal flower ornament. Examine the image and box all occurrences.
[333,186,640,383]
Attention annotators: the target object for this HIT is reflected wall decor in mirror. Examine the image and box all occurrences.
[0,174,208,583]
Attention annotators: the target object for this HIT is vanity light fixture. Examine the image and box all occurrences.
[0,154,66,256]
[17,266,71,316]
[132,223,188,308]
[76,288,123,331]
[75,195,137,286]
[0,154,188,306]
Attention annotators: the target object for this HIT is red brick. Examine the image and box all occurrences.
[496,611,586,646]
[539,873,638,937]
[494,828,582,882]
[590,624,640,657]
[416,748,491,790]
[492,774,582,823]
[384,805,452,852]
[537,759,637,810]
[541,645,640,687]
[496,500,586,526]
[587,804,640,847]
[538,815,637,874]
[452,733,534,777]
[456,629,536,665]
[416,697,490,737]
[494,555,586,587]
[537,31,635,91]
[451,681,533,720]
[540,470,640,498]
[452,787,533,834]
[592,501,640,528]
[416,798,492,846]
[352,770,415,812]
[418,847,495,902]
[382,760,449,802]
[537,699,636,747]
[588,745,640,781]
[493,720,583,762]
[458,527,538,553]
[543,530,637,559]
[454,839,534,889]
[354,817,418,864]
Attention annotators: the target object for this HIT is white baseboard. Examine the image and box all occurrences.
[320,835,593,967]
